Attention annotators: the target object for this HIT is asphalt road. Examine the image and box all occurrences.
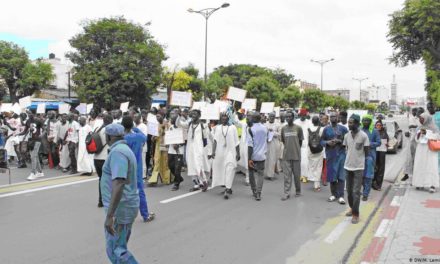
[0,117,409,264]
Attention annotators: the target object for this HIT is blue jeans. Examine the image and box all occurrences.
[362,177,372,198]
[137,176,149,220]
[105,221,138,264]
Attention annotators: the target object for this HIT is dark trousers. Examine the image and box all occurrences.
[330,180,345,198]
[48,141,60,167]
[282,160,301,194]
[68,142,77,172]
[94,159,105,204]
[374,152,386,188]
[145,135,153,176]
[346,170,363,217]
[249,160,265,193]
[168,153,183,184]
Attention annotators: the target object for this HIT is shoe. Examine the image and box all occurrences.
[224,192,229,200]
[171,184,179,191]
[62,168,68,173]
[70,170,78,175]
[322,181,328,186]
[416,187,422,190]
[338,197,346,204]
[328,195,336,202]
[281,194,290,201]
[345,209,353,217]
[362,196,368,201]
[27,173,37,181]
[252,189,257,198]
[351,216,359,224]
[143,212,155,223]
[401,174,409,182]
[18,164,27,169]
[148,182,158,187]
[295,192,301,197]
[36,172,45,178]
[264,176,274,181]
[255,192,261,201]
[314,187,321,192]
[97,202,104,208]
[81,172,92,176]
[429,187,436,193]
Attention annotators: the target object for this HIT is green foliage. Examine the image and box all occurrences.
[213,64,271,88]
[271,68,295,88]
[350,100,367,110]
[206,72,232,101]
[244,76,281,107]
[426,69,440,106]
[17,60,54,96]
[365,103,377,113]
[302,89,326,112]
[66,17,166,110]
[182,64,204,101]
[332,96,350,111]
[278,85,301,108]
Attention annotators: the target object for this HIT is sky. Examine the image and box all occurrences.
[0,0,427,100]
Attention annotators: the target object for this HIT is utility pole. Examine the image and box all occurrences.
[311,58,335,91]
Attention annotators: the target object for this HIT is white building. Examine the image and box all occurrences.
[390,74,397,105]
[367,84,389,103]
[42,53,72,90]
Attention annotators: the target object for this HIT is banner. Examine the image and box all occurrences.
[75,103,87,115]
[201,104,220,120]
[147,122,159,136]
[164,128,184,145]
[86,104,94,114]
[170,91,192,107]
[19,96,32,109]
[226,86,247,102]
[147,113,158,123]
[36,103,46,114]
[0,103,12,112]
[241,98,257,110]
[214,100,229,112]
[11,103,21,114]
[58,104,71,114]
[120,102,129,112]
[192,102,207,110]
[260,102,275,114]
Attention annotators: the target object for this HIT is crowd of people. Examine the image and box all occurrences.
[0,101,438,263]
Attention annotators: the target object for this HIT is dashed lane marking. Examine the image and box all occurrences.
[160,187,214,204]
[324,218,351,244]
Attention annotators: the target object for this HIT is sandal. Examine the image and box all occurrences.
[314,187,321,192]
[144,212,155,223]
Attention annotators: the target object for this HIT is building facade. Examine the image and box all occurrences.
[323,89,350,101]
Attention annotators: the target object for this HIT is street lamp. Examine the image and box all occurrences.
[188,3,230,101]
[310,58,334,91]
[353,77,368,102]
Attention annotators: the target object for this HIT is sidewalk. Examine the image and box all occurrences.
[358,177,440,264]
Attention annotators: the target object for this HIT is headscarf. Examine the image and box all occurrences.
[362,114,374,133]
[350,114,360,123]
[420,113,439,133]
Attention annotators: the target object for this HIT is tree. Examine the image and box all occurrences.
[350,100,367,109]
[332,96,350,111]
[377,101,389,113]
[206,72,232,101]
[302,89,326,112]
[213,64,271,88]
[278,85,301,108]
[271,68,295,89]
[17,60,55,97]
[66,17,166,110]
[365,103,377,113]
[182,64,204,101]
[244,76,281,107]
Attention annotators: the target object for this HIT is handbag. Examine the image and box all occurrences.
[428,139,440,152]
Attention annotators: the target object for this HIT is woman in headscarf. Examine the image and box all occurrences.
[372,121,389,191]
[413,113,440,193]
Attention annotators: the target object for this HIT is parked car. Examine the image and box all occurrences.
[383,120,403,154]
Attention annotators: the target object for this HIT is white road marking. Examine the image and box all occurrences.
[0,178,98,198]
[374,219,394,238]
[160,187,214,204]
[390,196,402,207]
[324,218,351,244]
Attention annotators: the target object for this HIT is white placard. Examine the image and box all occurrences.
[19,96,32,109]
[75,103,87,115]
[164,128,184,145]
[0,103,12,112]
[192,101,207,110]
[147,113,158,123]
[58,104,71,114]
[151,103,160,109]
[36,103,46,114]
[170,91,192,107]
[226,86,247,102]
[12,103,22,114]
[241,98,257,110]
[260,102,275,114]
[86,104,94,114]
[214,100,229,112]
[274,107,281,117]
[120,102,129,112]
[377,139,387,152]
[201,104,220,120]
[147,122,159,136]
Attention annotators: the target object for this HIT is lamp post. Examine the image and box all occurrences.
[353,77,368,102]
[188,3,230,101]
[310,58,334,91]
[66,71,71,99]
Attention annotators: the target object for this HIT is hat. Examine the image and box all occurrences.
[105,123,125,136]
[299,108,308,116]
[350,114,361,123]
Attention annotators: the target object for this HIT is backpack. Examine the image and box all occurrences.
[308,127,323,154]
[86,125,106,154]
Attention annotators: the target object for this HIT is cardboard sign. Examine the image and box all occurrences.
[192,101,207,110]
[164,128,184,145]
[147,122,159,136]
[241,98,257,110]
[226,86,247,102]
[201,104,220,120]
[260,102,275,114]
[58,104,71,114]
[274,107,281,117]
[147,113,158,123]
[19,96,32,109]
[120,102,129,112]
[170,91,192,107]
[75,103,87,115]
[0,103,12,112]
[86,104,94,114]
[214,100,229,112]
[12,103,22,114]
[36,103,46,114]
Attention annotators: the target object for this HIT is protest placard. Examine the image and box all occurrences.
[58,104,71,114]
[0,103,12,112]
[120,102,129,112]
[260,102,275,113]
[37,103,46,114]
[226,86,247,102]
[75,103,87,115]
[86,104,94,114]
[164,128,184,145]
[147,122,159,136]
[170,91,192,107]
[274,107,281,117]
[201,104,220,120]
[192,101,207,110]
[214,100,229,112]
[241,98,257,110]
[147,113,158,123]
[19,96,32,109]
[11,103,21,114]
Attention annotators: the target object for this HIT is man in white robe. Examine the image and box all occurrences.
[77,116,94,175]
[211,113,240,199]
[236,114,249,185]
[264,112,281,180]
[294,109,311,182]
[58,114,71,172]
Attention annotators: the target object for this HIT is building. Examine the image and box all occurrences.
[367,84,389,103]
[42,53,72,90]
[295,80,318,93]
[390,74,397,105]
[323,89,350,101]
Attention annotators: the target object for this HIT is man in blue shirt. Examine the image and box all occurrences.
[247,111,268,201]
[101,123,139,264]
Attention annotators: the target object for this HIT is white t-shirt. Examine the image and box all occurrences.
[66,121,80,143]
